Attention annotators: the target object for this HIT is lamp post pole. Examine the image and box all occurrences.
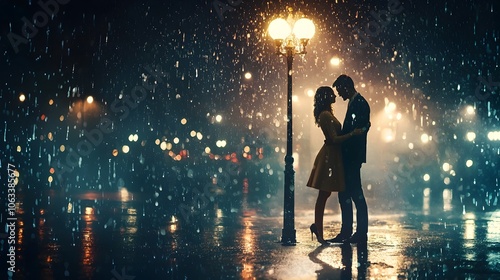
[281,46,296,245]
[268,15,315,246]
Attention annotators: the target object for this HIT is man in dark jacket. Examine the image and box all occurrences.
[328,74,370,244]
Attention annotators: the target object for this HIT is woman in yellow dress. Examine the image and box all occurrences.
[307,86,364,245]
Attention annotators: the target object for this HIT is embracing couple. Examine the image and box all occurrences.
[307,74,370,245]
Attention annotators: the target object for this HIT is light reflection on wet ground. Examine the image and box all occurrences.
[3,188,500,279]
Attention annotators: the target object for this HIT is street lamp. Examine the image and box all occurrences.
[268,12,315,246]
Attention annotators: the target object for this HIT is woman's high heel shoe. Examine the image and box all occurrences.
[310,224,316,241]
[310,224,328,245]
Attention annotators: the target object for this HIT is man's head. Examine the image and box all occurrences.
[332,74,356,101]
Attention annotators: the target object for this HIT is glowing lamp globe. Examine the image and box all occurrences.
[268,18,292,40]
[292,18,315,39]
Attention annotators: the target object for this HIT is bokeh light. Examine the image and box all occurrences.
[465,105,475,115]
[488,131,500,141]
[330,56,341,66]
[466,132,476,142]
[423,174,430,181]
[421,133,429,143]
[122,145,130,153]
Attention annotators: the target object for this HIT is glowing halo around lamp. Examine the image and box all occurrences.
[292,18,315,39]
[268,18,291,40]
[268,14,315,56]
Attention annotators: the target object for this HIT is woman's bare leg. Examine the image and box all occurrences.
[314,190,331,242]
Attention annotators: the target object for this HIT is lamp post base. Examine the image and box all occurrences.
[281,155,296,246]
[281,228,296,246]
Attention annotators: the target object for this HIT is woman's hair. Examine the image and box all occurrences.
[313,86,335,125]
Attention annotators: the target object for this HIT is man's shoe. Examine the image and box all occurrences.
[348,232,367,244]
[325,233,350,243]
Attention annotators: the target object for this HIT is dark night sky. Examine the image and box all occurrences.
[1,0,498,114]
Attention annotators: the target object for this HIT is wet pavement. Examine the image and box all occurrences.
[2,188,500,280]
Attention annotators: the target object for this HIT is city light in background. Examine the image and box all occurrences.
[488,131,500,141]
[330,56,341,66]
